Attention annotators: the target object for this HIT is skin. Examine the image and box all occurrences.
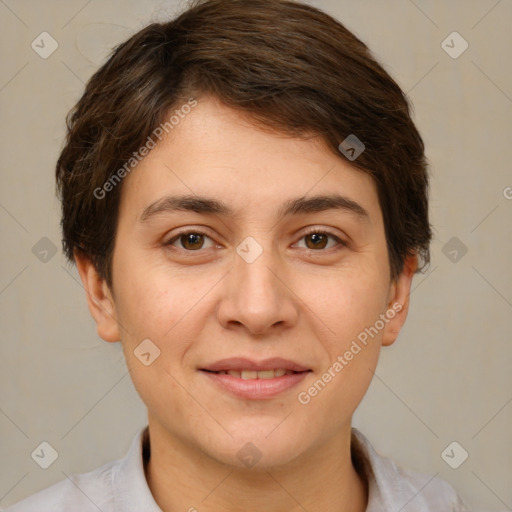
[75,95,417,512]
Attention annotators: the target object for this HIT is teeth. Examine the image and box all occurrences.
[257,370,276,379]
[219,369,294,379]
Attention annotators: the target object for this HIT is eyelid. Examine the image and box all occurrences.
[299,225,346,239]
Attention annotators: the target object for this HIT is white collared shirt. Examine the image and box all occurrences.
[4,426,471,511]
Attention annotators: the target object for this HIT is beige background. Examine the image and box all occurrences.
[0,0,511,510]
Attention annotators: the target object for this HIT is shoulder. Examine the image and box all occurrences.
[389,457,471,511]
[351,428,471,511]
[3,426,153,512]
[3,458,118,512]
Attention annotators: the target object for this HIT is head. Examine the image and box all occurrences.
[57,0,431,469]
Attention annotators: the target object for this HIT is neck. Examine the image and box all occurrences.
[144,419,368,512]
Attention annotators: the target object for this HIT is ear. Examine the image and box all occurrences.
[381,254,418,347]
[74,249,121,343]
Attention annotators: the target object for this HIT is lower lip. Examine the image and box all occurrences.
[200,370,310,400]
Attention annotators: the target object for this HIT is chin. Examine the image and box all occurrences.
[204,423,308,470]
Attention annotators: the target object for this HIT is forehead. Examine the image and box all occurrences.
[117,96,382,225]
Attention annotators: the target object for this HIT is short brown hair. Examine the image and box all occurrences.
[56,0,431,287]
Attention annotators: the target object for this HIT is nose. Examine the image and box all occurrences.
[216,242,299,336]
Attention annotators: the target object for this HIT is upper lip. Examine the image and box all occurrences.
[201,357,311,372]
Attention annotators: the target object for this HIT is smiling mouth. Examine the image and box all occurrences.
[201,369,309,379]
[200,368,311,399]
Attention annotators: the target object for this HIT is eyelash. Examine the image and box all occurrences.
[164,227,348,254]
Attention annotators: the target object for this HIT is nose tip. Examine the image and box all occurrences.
[230,318,285,336]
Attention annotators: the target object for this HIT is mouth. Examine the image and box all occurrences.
[201,368,305,379]
[199,358,312,399]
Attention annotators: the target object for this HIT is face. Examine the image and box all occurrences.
[78,95,415,469]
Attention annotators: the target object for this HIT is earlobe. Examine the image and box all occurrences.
[74,249,121,343]
[381,254,418,347]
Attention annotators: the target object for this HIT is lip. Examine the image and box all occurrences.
[200,369,310,400]
[200,357,310,372]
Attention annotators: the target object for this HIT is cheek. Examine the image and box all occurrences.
[114,269,196,418]
[305,264,390,342]
[112,258,214,385]
[112,254,193,341]
[293,269,386,432]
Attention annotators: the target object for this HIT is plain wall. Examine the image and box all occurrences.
[0,0,511,510]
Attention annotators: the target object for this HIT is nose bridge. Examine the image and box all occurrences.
[218,235,297,334]
[237,245,279,302]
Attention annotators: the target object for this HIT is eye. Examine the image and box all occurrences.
[165,231,216,251]
[164,228,346,253]
[294,229,347,251]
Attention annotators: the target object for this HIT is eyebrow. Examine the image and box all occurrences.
[139,194,370,223]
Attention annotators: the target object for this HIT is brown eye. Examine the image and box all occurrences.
[294,230,346,251]
[305,232,329,250]
[180,233,204,250]
[166,231,215,251]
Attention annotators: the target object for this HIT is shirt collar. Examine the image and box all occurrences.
[112,426,161,512]
[351,427,398,510]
